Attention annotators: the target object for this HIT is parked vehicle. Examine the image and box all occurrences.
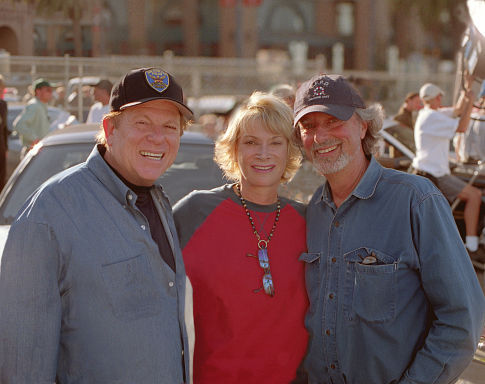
[0,123,225,230]
[5,103,78,178]
[7,103,78,133]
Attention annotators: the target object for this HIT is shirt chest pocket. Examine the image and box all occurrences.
[101,254,162,321]
[343,247,398,323]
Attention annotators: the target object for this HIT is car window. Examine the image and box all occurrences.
[0,143,93,223]
[0,142,225,224]
[158,143,226,204]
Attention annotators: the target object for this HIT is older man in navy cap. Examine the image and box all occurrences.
[0,68,194,383]
[294,74,485,384]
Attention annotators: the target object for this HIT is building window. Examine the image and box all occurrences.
[269,5,304,33]
[336,2,354,36]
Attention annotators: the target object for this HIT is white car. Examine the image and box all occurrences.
[0,124,226,253]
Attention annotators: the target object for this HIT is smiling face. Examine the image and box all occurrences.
[103,99,181,186]
[298,112,367,176]
[236,120,288,194]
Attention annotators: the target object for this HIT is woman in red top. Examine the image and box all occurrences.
[174,92,308,383]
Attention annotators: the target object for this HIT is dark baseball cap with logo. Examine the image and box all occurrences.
[110,67,193,119]
[294,74,365,126]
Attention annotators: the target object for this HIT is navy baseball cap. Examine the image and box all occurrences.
[294,74,365,125]
[110,67,193,119]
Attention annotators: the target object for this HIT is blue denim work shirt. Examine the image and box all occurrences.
[0,145,191,383]
[301,157,485,384]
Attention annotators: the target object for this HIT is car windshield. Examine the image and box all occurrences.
[0,142,224,224]
[385,124,416,154]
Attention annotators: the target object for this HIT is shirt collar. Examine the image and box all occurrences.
[318,156,383,204]
[85,144,135,206]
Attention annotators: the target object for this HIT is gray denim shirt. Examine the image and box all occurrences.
[0,145,191,383]
[301,157,485,384]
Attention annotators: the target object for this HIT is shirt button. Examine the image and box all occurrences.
[329,293,334,299]
[168,281,174,287]
[141,225,146,230]
[334,221,339,227]
[325,329,331,336]
[331,257,337,263]
[127,194,133,200]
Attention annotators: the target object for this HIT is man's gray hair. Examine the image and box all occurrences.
[355,103,384,156]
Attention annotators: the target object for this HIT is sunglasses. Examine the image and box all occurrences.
[247,247,275,297]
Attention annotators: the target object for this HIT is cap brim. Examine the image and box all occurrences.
[119,97,194,120]
[294,104,355,126]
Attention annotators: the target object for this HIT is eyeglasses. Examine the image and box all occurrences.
[247,246,275,297]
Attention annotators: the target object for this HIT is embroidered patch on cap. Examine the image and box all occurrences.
[309,79,330,100]
[144,68,169,93]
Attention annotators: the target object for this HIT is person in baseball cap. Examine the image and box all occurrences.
[418,83,444,101]
[0,66,194,382]
[413,74,484,260]
[86,79,113,123]
[13,77,55,151]
[293,72,485,384]
[294,73,366,126]
[32,78,55,91]
[109,67,193,119]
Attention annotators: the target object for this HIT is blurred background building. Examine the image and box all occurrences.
[0,0,471,71]
[0,0,482,119]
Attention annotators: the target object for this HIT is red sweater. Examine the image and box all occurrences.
[174,185,309,384]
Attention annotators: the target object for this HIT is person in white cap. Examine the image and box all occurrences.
[412,75,483,259]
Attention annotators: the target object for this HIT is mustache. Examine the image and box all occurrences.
[312,139,342,151]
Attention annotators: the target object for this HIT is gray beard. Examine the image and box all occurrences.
[311,151,353,175]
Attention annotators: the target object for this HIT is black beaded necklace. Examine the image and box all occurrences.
[236,183,281,296]
[236,183,281,248]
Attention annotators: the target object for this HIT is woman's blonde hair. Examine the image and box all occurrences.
[214,91,301,183]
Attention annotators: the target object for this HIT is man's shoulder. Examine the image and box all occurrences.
[37,162,90,194]
[379,167,441,198]
[14,163,91,222]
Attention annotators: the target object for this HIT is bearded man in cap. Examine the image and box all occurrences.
[293,74,485,384]
[13,78,54,154]
[0,68,194,383]
[412,76,484,260]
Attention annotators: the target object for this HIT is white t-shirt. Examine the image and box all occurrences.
[412,106,458,177]
[86,102,110,123]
